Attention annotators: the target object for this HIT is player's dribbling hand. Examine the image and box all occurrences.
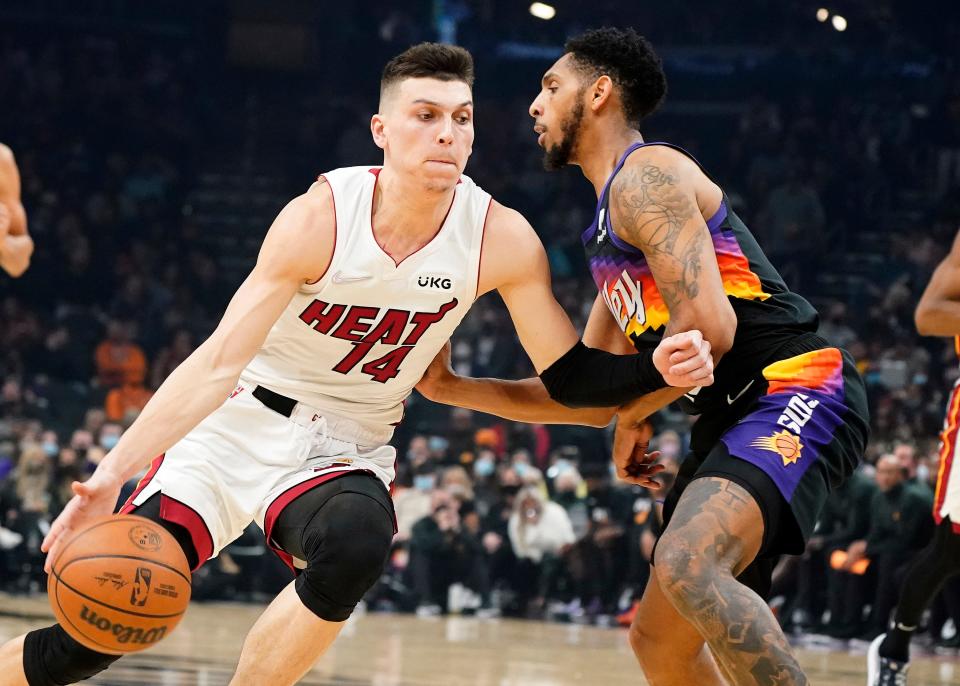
[612,418,664,489]
[652,330,714,387]
[41,466,125,573]
[416,340,455,401]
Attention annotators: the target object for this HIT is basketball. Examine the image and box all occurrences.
[46,514,192,654]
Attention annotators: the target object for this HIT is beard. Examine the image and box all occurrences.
[542,97,585,171]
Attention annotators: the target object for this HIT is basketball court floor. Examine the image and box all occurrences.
[1,594,958,685]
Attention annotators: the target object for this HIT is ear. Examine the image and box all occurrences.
[370,114,387,151]
[589,75,615,112]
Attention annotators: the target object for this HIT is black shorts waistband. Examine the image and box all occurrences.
[762,331,831,367]
[252,385,298,418]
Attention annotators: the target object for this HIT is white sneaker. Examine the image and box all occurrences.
[416,604,442,618]
[867,633,909,685]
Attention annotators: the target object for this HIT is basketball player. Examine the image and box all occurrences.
[0,143,33,277]
[418,28,871,685]
[867,229,960,685]
[0,44,714,686]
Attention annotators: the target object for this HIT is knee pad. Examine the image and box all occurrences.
[295,491,394,622]
[23,625,120,686]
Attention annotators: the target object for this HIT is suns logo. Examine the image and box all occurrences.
[600,269,646,332]
[751,430,803,466]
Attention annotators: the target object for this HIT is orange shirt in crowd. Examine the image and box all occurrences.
[105,383,154,421]
[95,340,147,388]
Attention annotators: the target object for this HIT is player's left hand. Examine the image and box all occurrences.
[612,418,664,489]
[41,465,125,573]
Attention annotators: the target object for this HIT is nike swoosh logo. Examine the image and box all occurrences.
[727,379,756,405]
[332,271,372,284]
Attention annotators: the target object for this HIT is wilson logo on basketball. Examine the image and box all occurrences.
[130,567,152,607]
[79,605,168,646]
[128,526,163,552]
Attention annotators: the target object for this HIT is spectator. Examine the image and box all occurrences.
[97,422,123,452]
[94,320,147,389]
[104,371,153,422]
[51,447,84,512]
[893,441,934,498]
[394,461,437,541]
[813,469,878,635]
[551,465,589,539]
[150,329,194,389]
[841,455,934,640]
[758,165,826,287]
[819,302,859,350]
[4,444,51,590]
[408,489,491,616]
[507,485,575,616]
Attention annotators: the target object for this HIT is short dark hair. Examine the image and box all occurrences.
[380,42,474,102]
[564,27,667,126]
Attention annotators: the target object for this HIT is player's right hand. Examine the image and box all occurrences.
[415,340,455,401]
[652,330,714,387]
[41,466,125,573]
[612,417,664,488]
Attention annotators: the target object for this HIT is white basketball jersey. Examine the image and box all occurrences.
[242,166,490,445]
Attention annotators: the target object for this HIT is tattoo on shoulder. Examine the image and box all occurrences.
[612,162,706,306]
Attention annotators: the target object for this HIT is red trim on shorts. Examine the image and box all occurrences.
[119,454,165,513]
[305,175,337,285]
[158,495,214,572]
[262,469,397,572]
[118,456,213,572]
[474,197,494,300]
[934,381,960,525]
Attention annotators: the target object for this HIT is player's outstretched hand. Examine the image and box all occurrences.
[612,418,664,489]
[41,466,125,573]
[652,330,714,387]
[416,340,455,401]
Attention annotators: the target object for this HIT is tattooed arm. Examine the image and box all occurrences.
[609,148,736,360]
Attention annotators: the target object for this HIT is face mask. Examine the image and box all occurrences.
[428,436,449,453]
[474,458,495,478]
[546,460,572,480]
[916,464,930,483]
[513,463,529,477]
[42,441,58,457]
[100,435,120,450]
[414,475,436,492]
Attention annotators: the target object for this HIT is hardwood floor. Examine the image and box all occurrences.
[1,595,957,685]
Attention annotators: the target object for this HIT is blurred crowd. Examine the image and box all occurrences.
[2,2,960,648]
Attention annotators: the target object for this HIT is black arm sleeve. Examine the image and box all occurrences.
[539,341,668,408]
